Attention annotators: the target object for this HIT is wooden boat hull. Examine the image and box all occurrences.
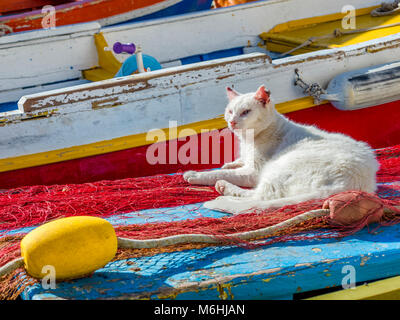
[0,0,212,34]
[1,100,400,189]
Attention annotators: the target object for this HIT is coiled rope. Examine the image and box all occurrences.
[293,68,327,104]
[371,0,400,16]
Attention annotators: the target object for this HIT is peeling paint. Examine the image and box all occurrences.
[217,283,234,300]
[295,262,313,267]
[321,258,339,264]
[360,256,370,266]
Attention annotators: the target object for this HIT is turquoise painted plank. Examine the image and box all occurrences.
[21,221,400,300]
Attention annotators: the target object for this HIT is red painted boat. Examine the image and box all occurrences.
[0,0,212,34]
[1,100,400,189]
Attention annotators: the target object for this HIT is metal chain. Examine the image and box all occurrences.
[293,68,326,104]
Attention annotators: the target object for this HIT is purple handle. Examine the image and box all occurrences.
[113,42,136,54]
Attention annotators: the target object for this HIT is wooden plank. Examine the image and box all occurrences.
[308,275,400,300]
[0,79,90,106]
[0,21,101,46]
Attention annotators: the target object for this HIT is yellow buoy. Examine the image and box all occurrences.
[20,216,117,280]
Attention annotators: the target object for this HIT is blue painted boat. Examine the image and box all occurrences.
[118,0,214,24]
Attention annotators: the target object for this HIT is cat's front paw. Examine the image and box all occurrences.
[183,171,201,184]
[222,160,244,169]
[215,180,241,196]
[215,180,227,195]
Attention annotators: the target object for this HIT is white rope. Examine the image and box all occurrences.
[0,257,24,278]
[277,22,400,58]
[0,209,330,277]
[118,205,400,249]
[117,208,330,249]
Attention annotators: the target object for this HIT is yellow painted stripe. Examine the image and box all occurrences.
[267,6,380,34]
[0,97,320,173]
[276,96,323,114]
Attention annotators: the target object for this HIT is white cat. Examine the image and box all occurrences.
[183,85,379,215]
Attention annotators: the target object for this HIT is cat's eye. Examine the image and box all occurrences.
[227,110,233,114]
[240,109,251,117]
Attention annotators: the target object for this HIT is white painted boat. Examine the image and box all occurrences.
[0,0,388,105]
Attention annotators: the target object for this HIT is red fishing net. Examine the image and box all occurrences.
[0,173,218,232]
[1,144,400,244]
[1,144,400,299]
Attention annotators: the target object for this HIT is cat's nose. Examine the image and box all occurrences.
[229,121,237,128]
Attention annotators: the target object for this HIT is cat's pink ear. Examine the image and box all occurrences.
[254,85,270,105]
[226,87,239,101]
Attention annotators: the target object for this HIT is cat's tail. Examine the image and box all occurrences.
[204,192,333,215]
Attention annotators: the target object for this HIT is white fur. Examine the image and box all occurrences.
[183,86,379,215]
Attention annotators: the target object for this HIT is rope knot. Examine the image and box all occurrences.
[333,28,343,38]
[294,68,326,104]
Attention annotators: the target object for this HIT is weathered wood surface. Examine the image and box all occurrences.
[18,198,400,300]
[0,0,384,103]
